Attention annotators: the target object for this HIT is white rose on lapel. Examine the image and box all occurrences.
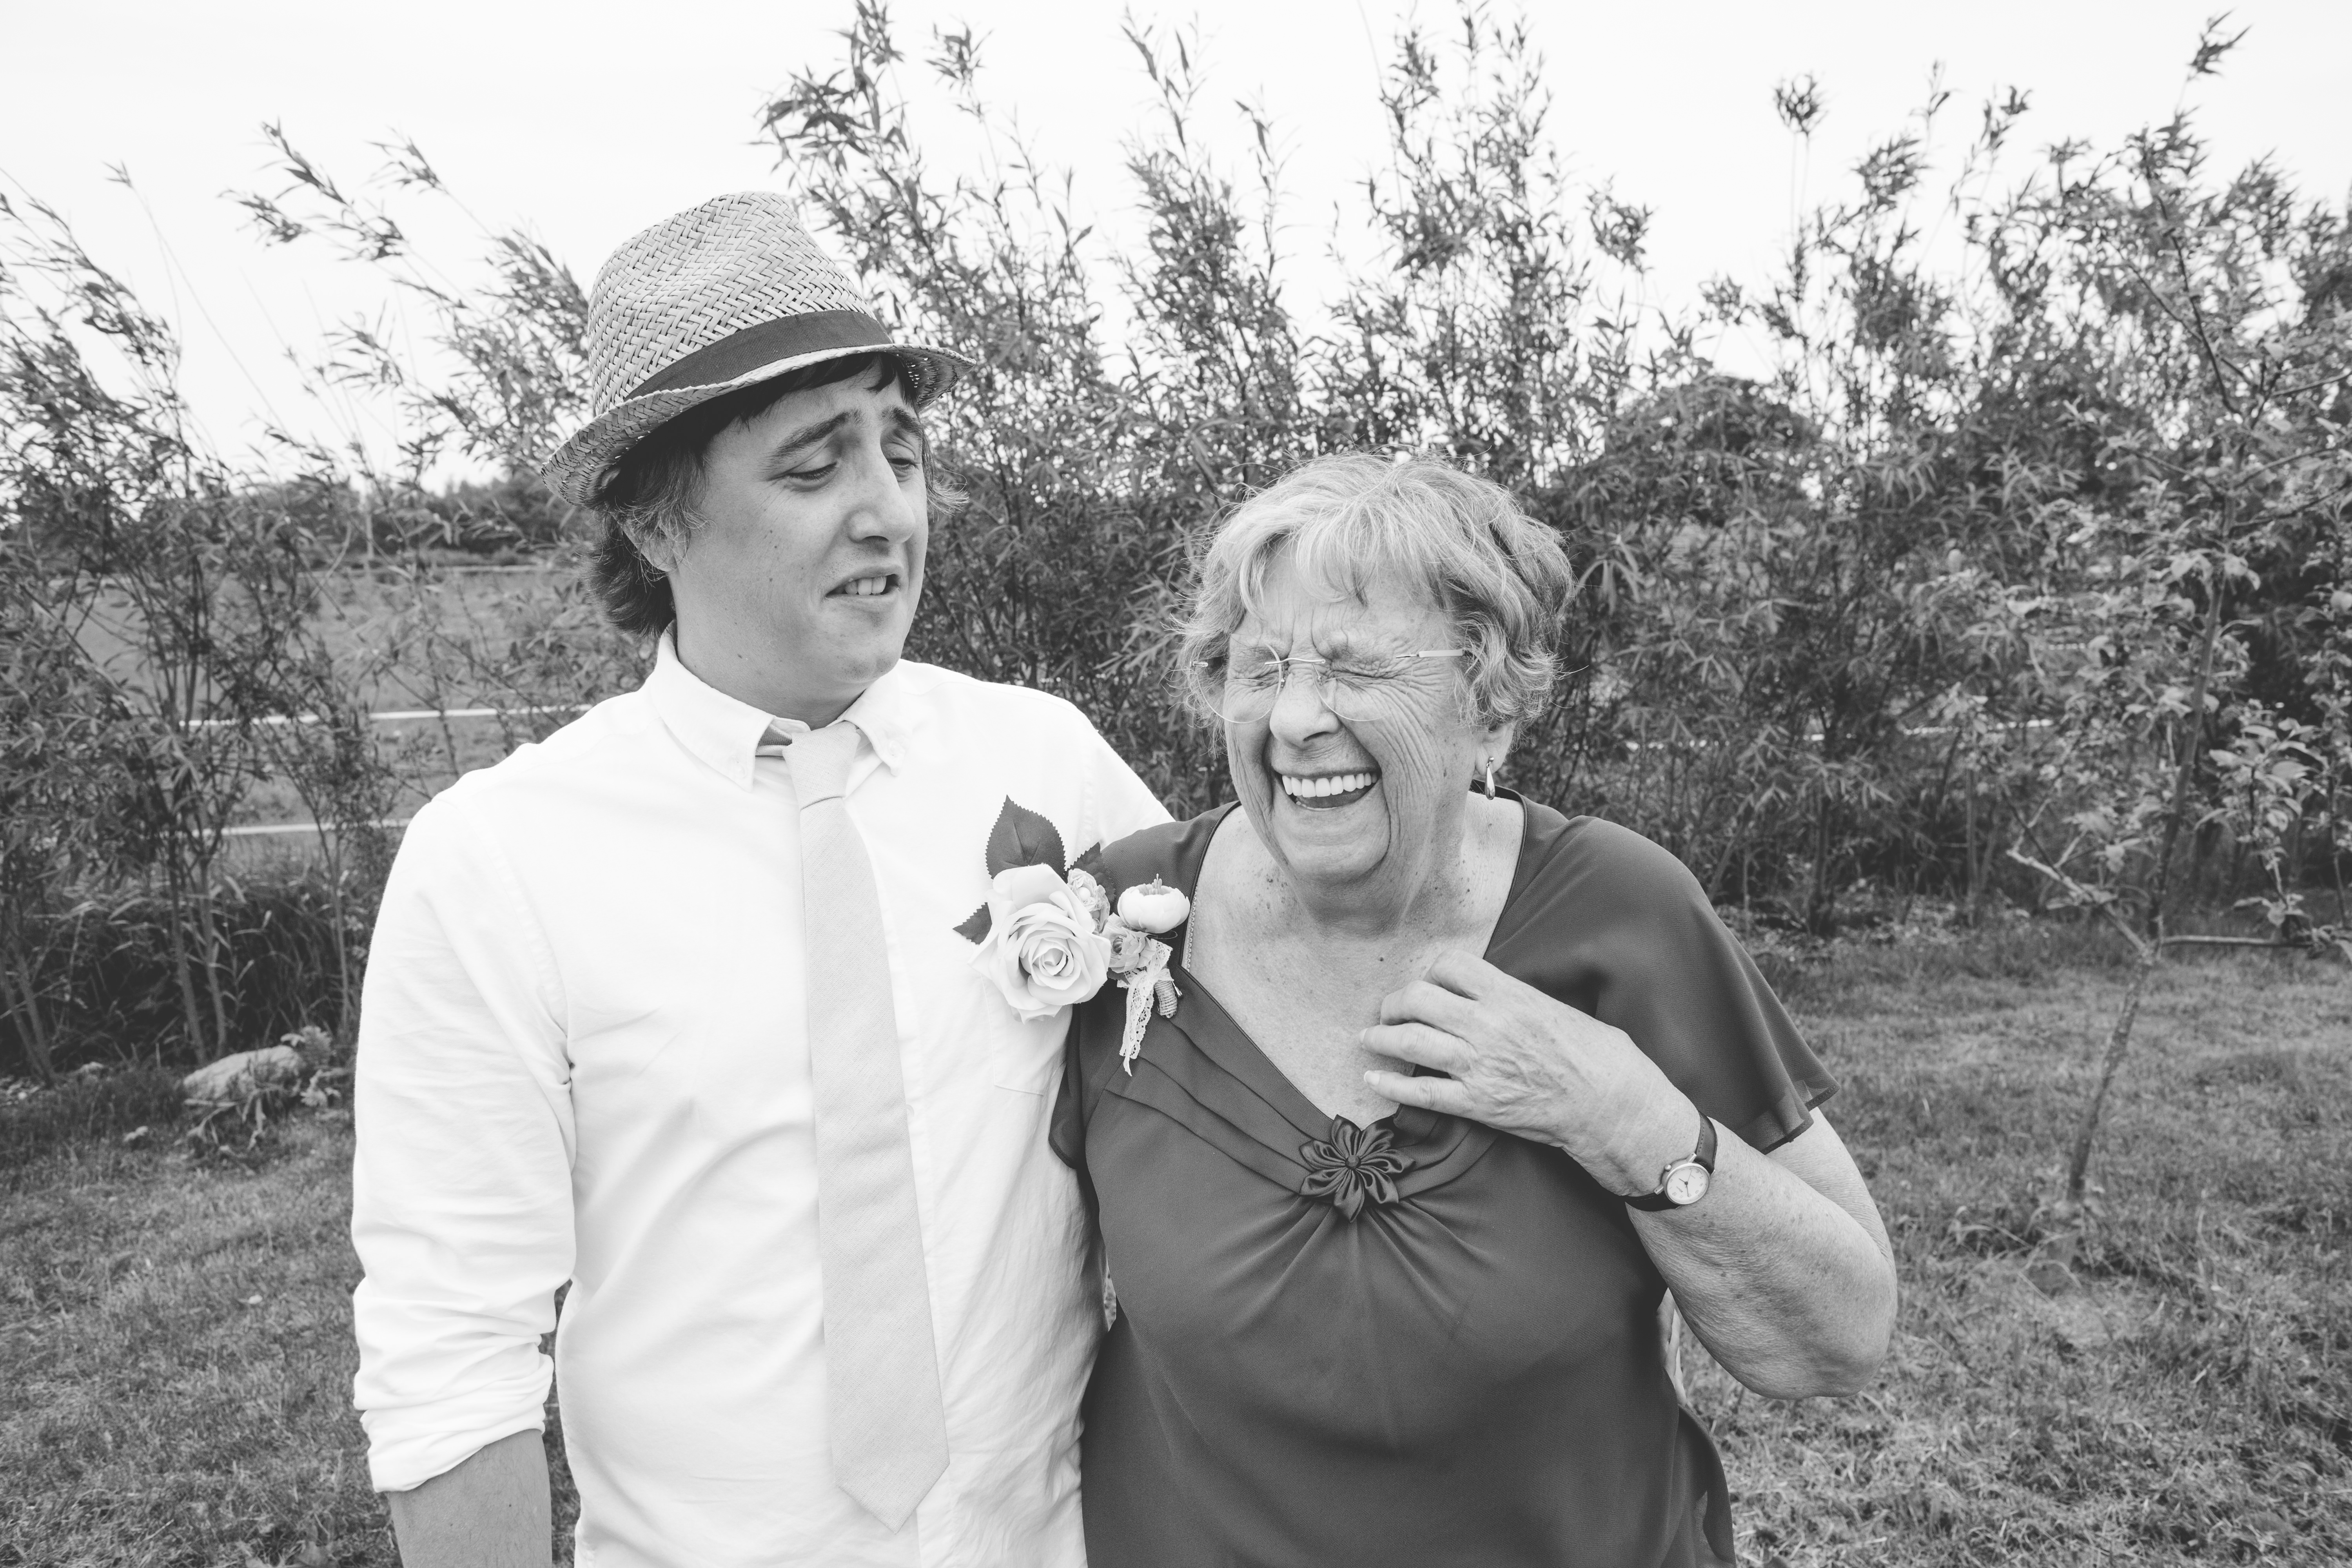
[969,864,1114,1021]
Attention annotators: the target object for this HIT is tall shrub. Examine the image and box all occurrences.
[1,193,394,1065]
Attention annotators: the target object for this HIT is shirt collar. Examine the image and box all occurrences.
[643,630,911,788]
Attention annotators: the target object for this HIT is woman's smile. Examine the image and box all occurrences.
[1278,769,1381,809]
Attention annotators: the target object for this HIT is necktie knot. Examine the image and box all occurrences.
[786,721,861,806]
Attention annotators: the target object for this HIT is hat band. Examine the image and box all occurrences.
[625,309,894,399]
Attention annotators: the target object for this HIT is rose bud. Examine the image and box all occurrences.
[1116,877,1191,934]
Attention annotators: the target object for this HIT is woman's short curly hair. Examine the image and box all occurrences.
[1180,453,1575,728]
[584,352,963,637]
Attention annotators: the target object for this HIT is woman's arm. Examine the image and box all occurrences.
[1363,950,1896,1399]
[1629,1109,1893,1397]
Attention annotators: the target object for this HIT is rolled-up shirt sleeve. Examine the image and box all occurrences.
[351,790,577,1494]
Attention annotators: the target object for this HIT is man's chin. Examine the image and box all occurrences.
[820,632,910,691]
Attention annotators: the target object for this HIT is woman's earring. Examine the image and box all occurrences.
[1482,756,1497,799]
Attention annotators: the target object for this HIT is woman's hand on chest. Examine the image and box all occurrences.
[1186,799,1526,1127]
[1186,905,1432,1125]
[1357,950,1696,1198]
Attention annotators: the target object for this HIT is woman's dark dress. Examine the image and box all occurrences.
[1051,797,1840,1568]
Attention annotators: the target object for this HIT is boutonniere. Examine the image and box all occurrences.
[954,798,1187,1071]
[1103,876,1187,1075]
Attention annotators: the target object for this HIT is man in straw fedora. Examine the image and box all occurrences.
[350,192,1167,1566]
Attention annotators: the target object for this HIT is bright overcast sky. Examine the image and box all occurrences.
[5,0,2348,472]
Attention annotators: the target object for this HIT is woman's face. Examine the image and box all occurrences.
[1223,559,1503,913]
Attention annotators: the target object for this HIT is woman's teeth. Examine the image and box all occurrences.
[837,575,893,597]
[1280,771,1377,801]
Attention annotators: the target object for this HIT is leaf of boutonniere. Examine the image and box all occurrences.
[953,903,993,945]
[984,796,1067,878]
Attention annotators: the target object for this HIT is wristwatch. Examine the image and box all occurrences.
[1625,1109,1717,1211]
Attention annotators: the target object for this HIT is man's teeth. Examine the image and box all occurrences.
[839,575,892,597]
[1280,771,1377,799]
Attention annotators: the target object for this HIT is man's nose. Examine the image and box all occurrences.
[844,450,920,542]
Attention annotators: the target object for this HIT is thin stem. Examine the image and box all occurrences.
[2147,583,2226,941]
[2064,944,2158,1203]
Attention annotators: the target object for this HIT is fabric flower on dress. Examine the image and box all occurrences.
[1299,1117,1414,1220]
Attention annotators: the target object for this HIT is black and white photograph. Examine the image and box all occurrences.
[2,2,2347,1563]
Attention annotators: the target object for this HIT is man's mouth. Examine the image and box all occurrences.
[1279,769,1379,809]
[829,572,900,599]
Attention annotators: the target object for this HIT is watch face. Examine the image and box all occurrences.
[1664,1163,1710,1206]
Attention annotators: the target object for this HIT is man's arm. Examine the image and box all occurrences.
[387,1430,551,1568]
[352,797,576,1543]
[1082,715,1175,842]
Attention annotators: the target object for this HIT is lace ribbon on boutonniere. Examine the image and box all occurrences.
[1106,926,1178,1075]
[1107,875,1186,1074]
[1299,1117,1414,1220]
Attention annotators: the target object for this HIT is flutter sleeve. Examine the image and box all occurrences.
[1495,811,1837,1153]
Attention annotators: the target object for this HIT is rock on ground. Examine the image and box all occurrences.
[180,1045,304,1105]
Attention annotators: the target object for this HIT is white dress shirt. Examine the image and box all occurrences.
[351,634,1168,1568]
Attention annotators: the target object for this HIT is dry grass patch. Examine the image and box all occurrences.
[1695,949,2352,1566]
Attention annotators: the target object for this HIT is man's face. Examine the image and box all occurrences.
[664,372,930,725]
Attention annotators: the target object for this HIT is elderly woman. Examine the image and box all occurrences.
[1051,454,1896,1567]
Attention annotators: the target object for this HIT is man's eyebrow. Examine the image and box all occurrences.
[766,410,857,458]
[764,405,926,464]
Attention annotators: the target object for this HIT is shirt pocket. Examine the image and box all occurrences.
[993,1015,1067,1096]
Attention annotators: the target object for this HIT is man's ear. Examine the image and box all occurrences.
[625,514,687,577]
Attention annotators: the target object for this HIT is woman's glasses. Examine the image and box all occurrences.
[1204,649,1466,723]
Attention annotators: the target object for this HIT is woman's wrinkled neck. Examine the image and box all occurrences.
[1234,796,1495,943]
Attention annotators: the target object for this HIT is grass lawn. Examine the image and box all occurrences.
[0,1108,579,1568]
[1705,938,2352,1565]
[2,935,2346,1565]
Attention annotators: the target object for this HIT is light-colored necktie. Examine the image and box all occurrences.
[783,720,949,1528]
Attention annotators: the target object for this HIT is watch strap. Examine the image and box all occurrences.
[1624,1108,1716,1211]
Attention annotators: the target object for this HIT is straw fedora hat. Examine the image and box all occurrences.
[541,192,973,505]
